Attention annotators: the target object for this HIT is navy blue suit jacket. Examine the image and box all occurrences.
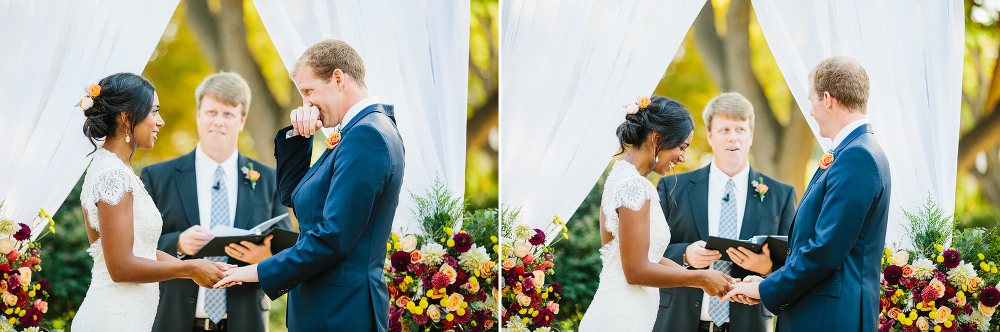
[758,124,891,332]
[258,104,404,332]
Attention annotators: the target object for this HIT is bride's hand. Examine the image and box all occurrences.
[188,259,226,288]
[213,264,259,289]
[698,269,733,297]
[211,261,238,272]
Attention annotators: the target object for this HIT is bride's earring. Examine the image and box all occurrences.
[125,135,130,143]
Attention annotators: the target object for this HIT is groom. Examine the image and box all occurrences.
[722,56,891,332]
[215,39,405,331]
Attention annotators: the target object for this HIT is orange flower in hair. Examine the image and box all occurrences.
[325,132,342,150]
[818,153,834,169]
[638,96,651,108]
[87,84,101,98]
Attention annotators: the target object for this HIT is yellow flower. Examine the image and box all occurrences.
[885,248,893,256]
[979,253,986,260]
[447,313,455,322]
[491,236,498,243]
[447,239,455,247]
[444,227,454,236]
[937,255,945,263]
[392,233,400,241]
[935,244,944,252]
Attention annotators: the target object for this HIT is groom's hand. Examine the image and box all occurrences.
[728,243,774,275]
[178,226,214,256]
[721,281,762,305]
[224,235,273,264]
[214,264,259,289]
[685,241,722,269]
[288,105,323,138]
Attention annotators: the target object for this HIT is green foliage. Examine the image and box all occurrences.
[546,175,606,330]
[43,176,94,330]
[903,194,955,259]
[463,208,499,250]
[409,176,469,243]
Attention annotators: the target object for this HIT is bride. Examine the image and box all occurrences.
[578,96,733,331]
[71,73,233,331]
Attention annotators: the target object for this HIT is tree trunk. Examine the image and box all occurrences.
[692,0,815,200]
[973,146,1000,208]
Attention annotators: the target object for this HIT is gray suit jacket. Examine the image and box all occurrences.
[652,164,795,332]
[141,150,291,332]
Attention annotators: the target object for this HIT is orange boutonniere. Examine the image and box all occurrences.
[325,132,342,150]
[751,177,768,202]
[819,153,834,170]
[241,163,260,190]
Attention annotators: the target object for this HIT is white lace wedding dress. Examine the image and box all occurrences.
[578,159,672,332]
[72,149,163,331]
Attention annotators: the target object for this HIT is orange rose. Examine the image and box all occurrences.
[514,242,531,258]
[410,250,424,264]
[399,235,418,252]
[17,267,30,285]
[484,320,495,329]
[388,285,399,299]
[502,258,516,270]
[427,305,442,322]
[901,265,914,278]
[532,270,545,288]
[547,301,560,315]
[325,132,342,150]
[440,264,458,284]
[87,84,101,97]
[757,184,769,195]
[395,296,412,308]
[967,276,983,293]
[1,292,14,306]
[638,96,651,108]
[446,293,464,311]
[928,278,946,299]
[916,317,929,331]
[517,293,531,306]
[887,307,903,320]
[480,260,496,277]
[33,299,47,314]
[818,153,834,170]
[934,306,951,323]
[893,251,910,266]
[980,302,997,316]
[248,170,261,182]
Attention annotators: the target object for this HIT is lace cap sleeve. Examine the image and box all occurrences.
[90,167,134,206]
[601,175,653,235]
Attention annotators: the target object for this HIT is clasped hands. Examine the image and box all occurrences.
[687,240,768,305]
[178,225,269,289]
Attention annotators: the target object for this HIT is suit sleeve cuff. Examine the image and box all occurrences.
[759,277,785,315]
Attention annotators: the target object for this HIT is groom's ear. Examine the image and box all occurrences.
[823,91,835,110]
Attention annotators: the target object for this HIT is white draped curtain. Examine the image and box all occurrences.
[751,0,964,245]
[252,0,470,232]
[0,0,181,237]
[500,0,708,229]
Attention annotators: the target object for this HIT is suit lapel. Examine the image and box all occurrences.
[174,151,200,229]
[739,167,763,240]
[291,103,385,200]
[689,166,710,241]
[233,153,254,230]
[801,124,873,199]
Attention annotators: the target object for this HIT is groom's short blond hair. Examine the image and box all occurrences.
[292,39,366,88]
[810,56,869,113]
[703,92,755,132]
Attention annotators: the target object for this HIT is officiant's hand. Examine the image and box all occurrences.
[224,235,273,264]
[214,264,259,289]
[685,241,722,269]
[721,281,762,305]
[178,225,214,256]
[288,105,323,138]
[728,243,773,275]
[188,259,228,288]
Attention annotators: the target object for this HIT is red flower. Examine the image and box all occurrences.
[883,265,903,285]
[529,229,546,246]
[921,286,940,303]
[980,286,1000,307]
[390,251,410,272]
[522,254,534,266]
[452,233,473,253]
[431,272,451,289]
[15,292,27,308]
[20,307,41,327]
[36,280,49,292]
[942,249,961,269]
[6,250,18,263]
[513,266,525,276]
[13,223,30,241]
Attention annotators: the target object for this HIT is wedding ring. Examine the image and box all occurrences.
[740,259,744,264]
[240,254,244,258]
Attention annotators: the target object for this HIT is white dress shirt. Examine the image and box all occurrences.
[193,144,238,319]
[830,118,870,151]
[701,161,750,322]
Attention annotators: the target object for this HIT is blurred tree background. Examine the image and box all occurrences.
[41,0,497,330]
[548,0,1000,329]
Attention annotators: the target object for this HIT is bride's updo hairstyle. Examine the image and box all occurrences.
[81,73,156,155]
[615,96,694,156]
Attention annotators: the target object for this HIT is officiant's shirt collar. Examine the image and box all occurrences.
[710,160,750,188]
[831,118,869,151]
[341,96,380,128]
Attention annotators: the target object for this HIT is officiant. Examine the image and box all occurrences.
[140,72,292,332]
[652,93,797,332]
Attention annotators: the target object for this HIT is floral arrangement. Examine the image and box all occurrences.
[879,196,1000,332]
[384,179,499,332]
[0,203,54,332]
[501,209,569,332]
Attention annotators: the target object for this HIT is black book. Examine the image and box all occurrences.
[705,235,789,269]
[192,214,299,258]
